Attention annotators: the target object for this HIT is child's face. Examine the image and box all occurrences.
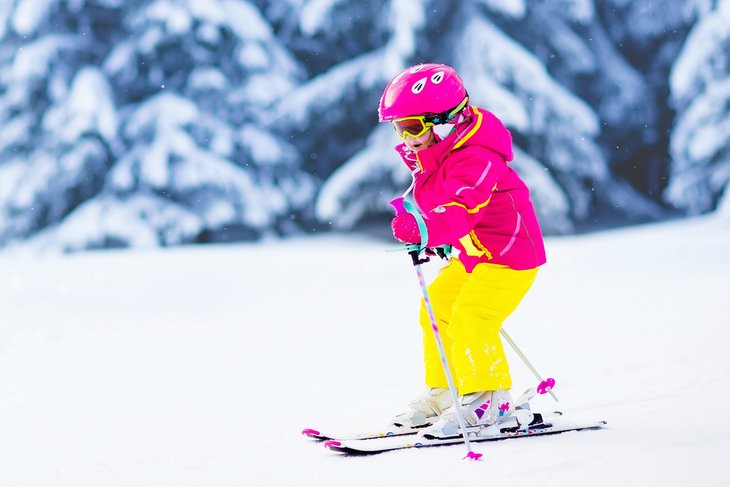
[404,129,436,152]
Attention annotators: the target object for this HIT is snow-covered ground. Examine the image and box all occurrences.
[1,214,728,486]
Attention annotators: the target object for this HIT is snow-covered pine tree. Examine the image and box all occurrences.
[667,0,730,215]
[479,0,673,223]
[53,0,315,251]
[1,0,315,252]
[593,0,697,199]
[0,0,122,247]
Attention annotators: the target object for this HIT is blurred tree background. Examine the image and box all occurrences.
[0,0,728,252]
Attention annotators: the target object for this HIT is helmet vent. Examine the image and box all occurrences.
[411,77,427,94]
[431,72,444,84]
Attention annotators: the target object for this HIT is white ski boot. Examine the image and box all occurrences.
[419,389,514,438]
[392,388,453,428]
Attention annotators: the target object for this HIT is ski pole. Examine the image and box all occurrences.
[409,249,481,460]
[500,328,559,402]
[395,197,481,460]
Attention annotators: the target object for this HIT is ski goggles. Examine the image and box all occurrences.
[391,115,436,140]
[390,97,470,140]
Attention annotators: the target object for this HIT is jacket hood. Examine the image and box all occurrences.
[460,106,514,162]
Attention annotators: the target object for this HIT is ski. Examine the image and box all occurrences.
[302,378,558,442]
[302,425,421,441]
[322,413,606,455]
[302,411,564,442]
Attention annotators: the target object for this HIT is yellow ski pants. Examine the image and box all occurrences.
[419,258,538,395]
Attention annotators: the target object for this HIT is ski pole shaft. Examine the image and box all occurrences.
[411,253,481,460]
[499,328,559,402]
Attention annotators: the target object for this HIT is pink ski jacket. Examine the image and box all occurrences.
[396,106,546,272]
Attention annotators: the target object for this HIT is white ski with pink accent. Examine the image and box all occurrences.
[322,412,606,455]
[302,378,606,452]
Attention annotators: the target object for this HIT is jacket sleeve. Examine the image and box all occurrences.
[423,146,508,247]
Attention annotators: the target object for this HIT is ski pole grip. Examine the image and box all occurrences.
[388,196,407,216]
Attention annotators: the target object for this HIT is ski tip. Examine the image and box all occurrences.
[465,451,483,461]
[324,440,342,449]
[302,428,321,437]
[537,378,556,395]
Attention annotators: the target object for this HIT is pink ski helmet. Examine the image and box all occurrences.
[378,63,468,122]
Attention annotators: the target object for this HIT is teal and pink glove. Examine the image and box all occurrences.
[391,213,421,243]
[389,197,422,244]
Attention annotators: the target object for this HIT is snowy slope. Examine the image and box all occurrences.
[1,214,728,486]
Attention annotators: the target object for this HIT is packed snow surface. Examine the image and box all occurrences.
[1,214,728,486]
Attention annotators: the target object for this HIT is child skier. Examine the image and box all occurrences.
[380,63,546,437]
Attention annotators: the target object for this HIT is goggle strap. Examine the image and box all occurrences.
[428,96,469,125]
